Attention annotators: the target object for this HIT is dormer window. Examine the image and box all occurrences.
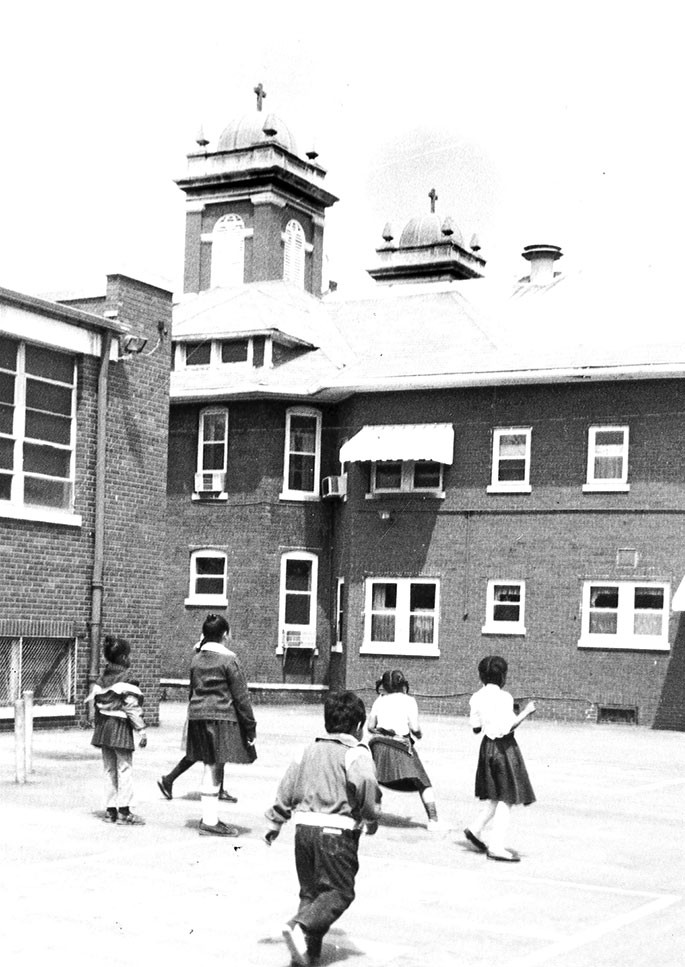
[178,336,270,370]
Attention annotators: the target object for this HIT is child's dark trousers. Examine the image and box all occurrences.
[292,824,360,942]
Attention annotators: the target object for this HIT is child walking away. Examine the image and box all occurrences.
[464,655,536,862]
[186,613,256,837]
[158,637,237,804]
[367,669,447,831]
[264,691,382,966]
[89,635,147,825]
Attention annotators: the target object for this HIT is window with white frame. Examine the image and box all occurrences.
[487,427,532,493]
[361,578,440,656]
[210,214,245,288]
[278,552,318,653]
[283,219,305,288]
[333,577,345,653]
[185,549,228,606]
[194,407,228,496]
[371,460,444,495]
[482,580,526,635]
[281,407,321,500]
[0,335,77,517]
[179,337,266,370]
[583,425,630,492]
[578,581,670,651]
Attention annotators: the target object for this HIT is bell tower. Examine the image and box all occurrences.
[176,85,338,297]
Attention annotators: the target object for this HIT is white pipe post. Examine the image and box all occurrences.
[23,690,34,774]
[14,698,26,784]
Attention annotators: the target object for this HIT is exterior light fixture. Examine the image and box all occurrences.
[121,335,148,355]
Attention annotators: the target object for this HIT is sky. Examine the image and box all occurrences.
[1,1,683,300]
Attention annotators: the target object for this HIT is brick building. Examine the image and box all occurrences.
[0,274,172,727]
[165,92,685,728]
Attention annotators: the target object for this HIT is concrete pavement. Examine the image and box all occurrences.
[1,701,683,967]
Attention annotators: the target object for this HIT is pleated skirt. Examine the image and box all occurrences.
[475,732,535,805]
[369,735,432,792]
[91,712,134,751]
[186,719,256,765]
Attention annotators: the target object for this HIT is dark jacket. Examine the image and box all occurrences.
[187,642,256,741]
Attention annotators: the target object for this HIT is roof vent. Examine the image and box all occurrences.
[521,244,563,285]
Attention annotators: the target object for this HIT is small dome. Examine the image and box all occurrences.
[217,110,299,155]
[399,213,464,248]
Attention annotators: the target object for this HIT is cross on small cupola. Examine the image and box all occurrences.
[254,82,267,111]
[428,188,438,213]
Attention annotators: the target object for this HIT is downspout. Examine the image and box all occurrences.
[87,329,112,720]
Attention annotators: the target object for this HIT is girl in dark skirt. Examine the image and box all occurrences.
[186,613,257,837]
[367,669,446,830]
[464,655,536,862]
[89,635,147,825]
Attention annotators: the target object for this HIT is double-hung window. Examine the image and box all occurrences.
[487,427,532,493]
[281,407,321,500]
[482,580,526,635]
[185,549,228,606]
[0,335,78,523]
[278,552,318,653]
[578,581,669,650]
[583,426,629,492]
[362,578,440,656]
[194,407,228,498]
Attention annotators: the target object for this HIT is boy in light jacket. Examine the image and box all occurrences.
[264,690,382,965]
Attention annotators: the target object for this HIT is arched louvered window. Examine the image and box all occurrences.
[210,214,245,288]
[283,219,305,288]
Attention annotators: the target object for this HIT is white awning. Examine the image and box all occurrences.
[672,577,685,610]
[339,423,454,465]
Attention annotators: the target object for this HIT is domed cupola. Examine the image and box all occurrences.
[368,188,485,285]
[176,83,338,297]
[217,110,299,155]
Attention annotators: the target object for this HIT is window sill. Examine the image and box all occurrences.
[582,483,630,493]
[0,503,82,527]
[0,703,75,720]
[331,643,343,654]
[365,491,445,500]
[481,624,526,636]
[577,635,669,652]
[359,643,440,657]
[184,596,228,608]
[486,484,532,495]
[279,491,321,502]
[191,492,228,501]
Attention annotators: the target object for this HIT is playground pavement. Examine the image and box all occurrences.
[1,700,683,967]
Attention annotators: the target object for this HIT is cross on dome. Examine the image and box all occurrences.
[428,188,438,213]
[254,82,267,111]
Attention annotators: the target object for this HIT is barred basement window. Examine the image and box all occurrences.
[0,636,77,717]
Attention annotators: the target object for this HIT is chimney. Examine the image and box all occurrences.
[521,244,562,284]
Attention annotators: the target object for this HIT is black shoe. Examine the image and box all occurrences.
[464,828,488,853]
[157,777,173,800]
[199,820,239,837]
[218,789,238,803]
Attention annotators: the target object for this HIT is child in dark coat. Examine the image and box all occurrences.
[264,690,382,965]
[89,635,147,825]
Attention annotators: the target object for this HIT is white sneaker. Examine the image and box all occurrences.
[283,923,308,965]
[427,819,450,832]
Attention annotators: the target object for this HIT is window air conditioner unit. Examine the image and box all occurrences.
[282,629,316,650]
[321,474,347,499]
[194,470,226,494]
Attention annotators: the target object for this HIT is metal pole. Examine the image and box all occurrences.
[14,698,26,784]
[23,690,34,774]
